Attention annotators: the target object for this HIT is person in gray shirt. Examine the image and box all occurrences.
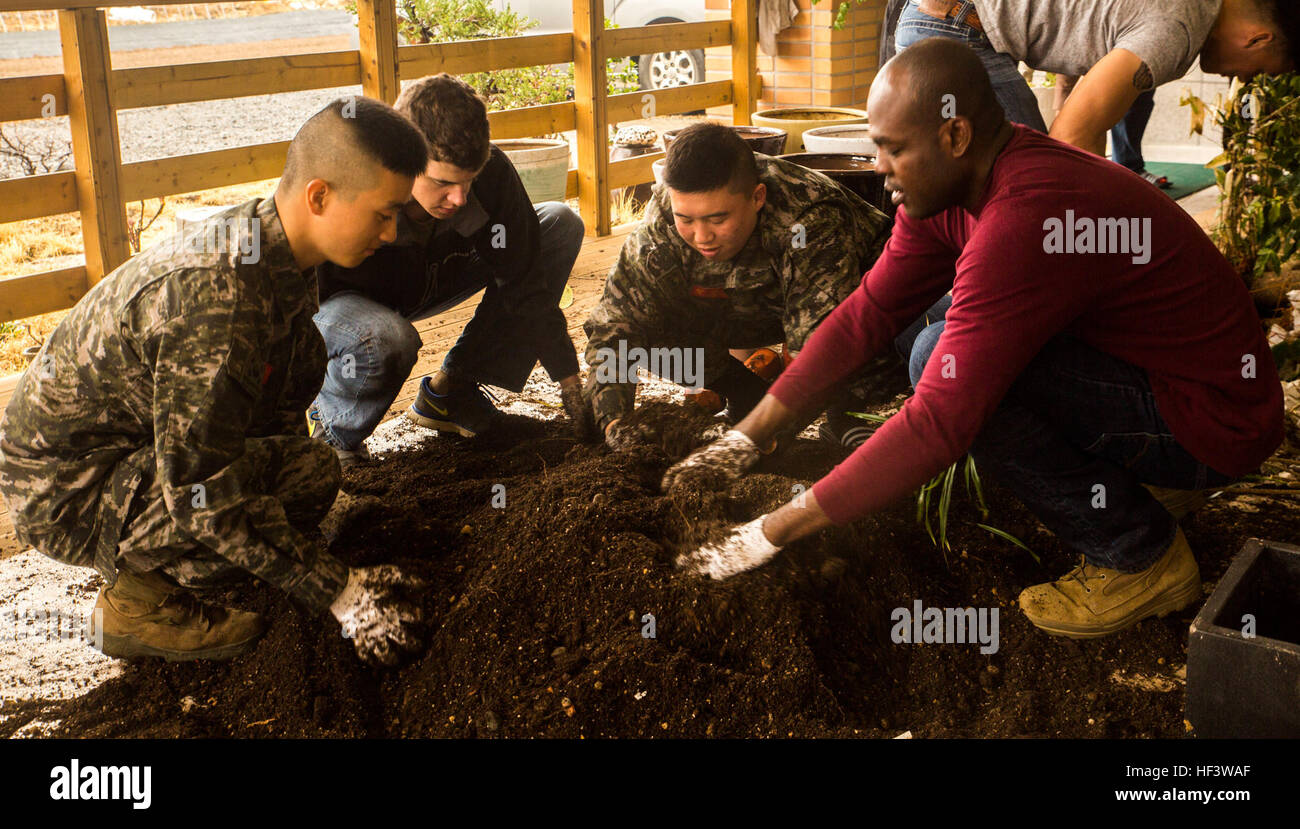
[891,0,1298,156]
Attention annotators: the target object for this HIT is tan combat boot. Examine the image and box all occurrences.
[1018,527,1202,639]
[87,569,265,661]
[1143,485,1212,520]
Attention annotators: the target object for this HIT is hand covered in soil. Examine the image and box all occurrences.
[661,429,760,492]
[329,565,425,666]
[561,385,598,442]
[319,491,384,545]
[604,418,650,451]
[677,516,783,580]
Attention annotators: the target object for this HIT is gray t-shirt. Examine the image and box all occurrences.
[973,0,1221,84]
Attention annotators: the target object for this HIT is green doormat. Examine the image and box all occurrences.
[1141,160,1218,201]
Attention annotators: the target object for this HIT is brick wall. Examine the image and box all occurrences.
[705,0,888,110]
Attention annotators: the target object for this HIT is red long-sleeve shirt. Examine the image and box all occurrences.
[769,126,1284,525]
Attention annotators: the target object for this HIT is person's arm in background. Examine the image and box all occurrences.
[1049,13,1195,156]
[1048,48,1147,155]
[1052,74,1077,122]
[469,148,543,314]
[149,274,347,613]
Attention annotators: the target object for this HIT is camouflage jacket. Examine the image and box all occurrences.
[582,154,892,431]
[0,197,348,613]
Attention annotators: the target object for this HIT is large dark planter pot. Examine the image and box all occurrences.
[662,125,788,157]
[1187,538,1300,738]
[779,152,893,216]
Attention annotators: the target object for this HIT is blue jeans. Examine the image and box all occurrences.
[311,202,585,449]
[1111,88,1155,172]
[894,0,1047,132]
[898,299,1235,571]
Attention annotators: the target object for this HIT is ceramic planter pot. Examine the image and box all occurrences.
[493,138,571,204]
[652,157,667,186]
[752,107,869,153]
[661,125,788,157]
[779,152,892,215]
[802,123,877,155]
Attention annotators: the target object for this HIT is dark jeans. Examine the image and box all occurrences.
[898,297,1234,571]
[312,202,585,449]
[1111,89,1156,172]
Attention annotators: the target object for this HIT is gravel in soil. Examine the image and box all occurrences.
[13,403,1300,739]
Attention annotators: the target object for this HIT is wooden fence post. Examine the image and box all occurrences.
[59,8,129,283]
[357,0,401,103]
[573,0,611,236]
[730,0,759,125]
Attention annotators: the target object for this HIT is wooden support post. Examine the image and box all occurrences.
[730,0,759,125]
[573,0,611,236]
[357,0,401,103]
[59,8,129,284]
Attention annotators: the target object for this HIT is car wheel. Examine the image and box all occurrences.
[638,48,705,90]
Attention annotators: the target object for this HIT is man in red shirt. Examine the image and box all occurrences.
[666,37,1284,639]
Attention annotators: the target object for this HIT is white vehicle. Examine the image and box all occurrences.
[494,0,708,89]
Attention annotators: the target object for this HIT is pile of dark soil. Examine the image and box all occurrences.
[22,403,1300,738]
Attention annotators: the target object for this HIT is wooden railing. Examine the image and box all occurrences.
[0,0,761,323]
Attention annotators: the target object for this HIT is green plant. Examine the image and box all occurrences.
[1183,73,1300,283]
[393,0,639,113]
[809,0,862,30]
[847,411,1034,563]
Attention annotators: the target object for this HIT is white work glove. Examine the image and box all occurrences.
[604,418,649,451]
[329,565,424,666]
[661,429,760,492]
[676,516,783,580]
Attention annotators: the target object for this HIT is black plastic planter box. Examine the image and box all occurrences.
[1187,538,1300,738]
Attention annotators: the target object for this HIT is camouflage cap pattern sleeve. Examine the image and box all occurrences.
[582,190,688,432]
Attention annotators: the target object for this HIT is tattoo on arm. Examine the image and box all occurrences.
[1132,61,1154,91]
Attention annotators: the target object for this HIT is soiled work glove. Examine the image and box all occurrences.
[329,565,424,666]
[676,516,783,580]
[561,385,598,442]
[604,418,650,451]
[660,429,760,492]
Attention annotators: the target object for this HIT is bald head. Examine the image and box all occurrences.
[867,39,1013,220]
[280,97,428,198]
[876,37,1005,140]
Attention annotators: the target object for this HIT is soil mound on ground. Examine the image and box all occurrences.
[24,402,1295,738]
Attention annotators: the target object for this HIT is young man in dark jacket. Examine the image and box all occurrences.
[310,74,590,461]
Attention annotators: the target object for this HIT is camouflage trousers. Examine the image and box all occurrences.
[114,435,339,588]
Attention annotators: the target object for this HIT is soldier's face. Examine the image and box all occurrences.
[314,167,414,268]
[668,182,766,262]
[410,160,482,220]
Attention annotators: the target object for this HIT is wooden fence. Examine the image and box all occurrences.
[0,0,761,323]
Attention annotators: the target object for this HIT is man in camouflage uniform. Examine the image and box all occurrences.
[584,122,916,449]
[0,98,429,665]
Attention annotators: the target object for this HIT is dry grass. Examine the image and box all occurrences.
[0,178,277,375]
